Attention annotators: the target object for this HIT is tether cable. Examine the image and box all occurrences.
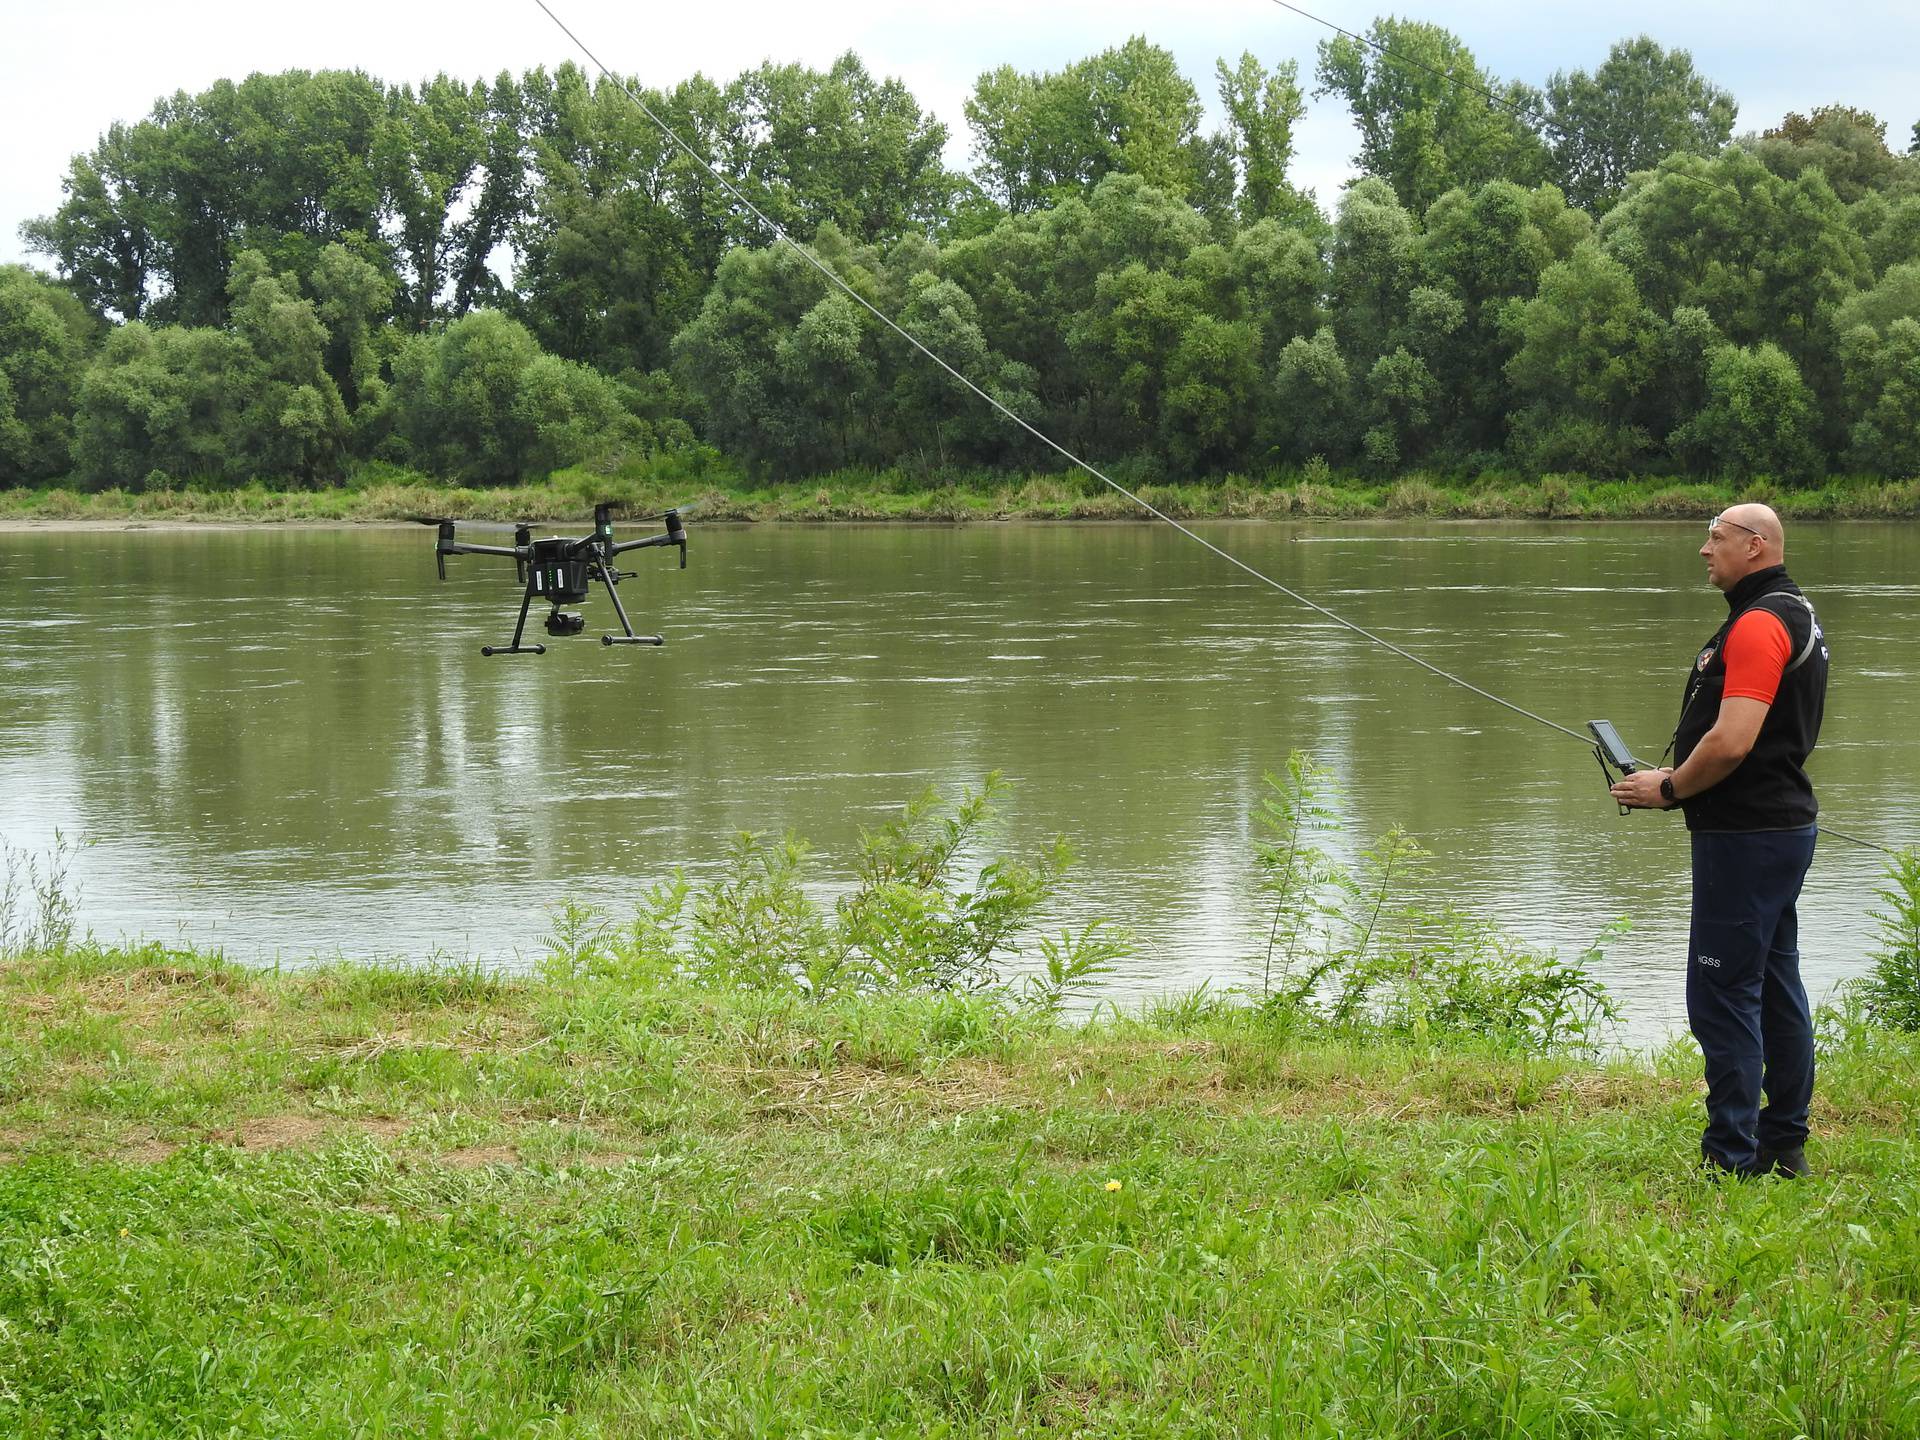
[530,0,1593,749]
[527,0,1901,857]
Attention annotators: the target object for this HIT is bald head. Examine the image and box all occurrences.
[1701,502,1786,591]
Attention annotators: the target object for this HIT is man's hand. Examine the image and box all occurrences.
[1611,768,1675,810]
[1611,697,1770,810]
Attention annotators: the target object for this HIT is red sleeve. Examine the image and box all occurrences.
[1721,609,1792,705]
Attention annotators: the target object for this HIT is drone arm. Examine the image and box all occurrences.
[441,542,528,560]
[608,532,675,555]
[611,528,688,568]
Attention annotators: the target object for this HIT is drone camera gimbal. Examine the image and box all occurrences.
[422,502,690,656]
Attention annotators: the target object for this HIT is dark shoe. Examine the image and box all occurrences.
[1756,1145,1809,1178]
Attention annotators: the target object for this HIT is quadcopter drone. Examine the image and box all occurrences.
[415,501,689,656]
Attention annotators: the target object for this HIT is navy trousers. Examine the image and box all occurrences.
[1686,826,1818,1174]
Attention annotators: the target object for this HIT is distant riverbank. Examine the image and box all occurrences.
[5,465,1919,525]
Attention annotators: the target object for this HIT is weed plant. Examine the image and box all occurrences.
[542,776,1125,1019]
[1856,846,1920,1029]
[0,832,82,958]
[1251,755,1620,1053]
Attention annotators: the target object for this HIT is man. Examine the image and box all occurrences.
[1611,503,1829,1178]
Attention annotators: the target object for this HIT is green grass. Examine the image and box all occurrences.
[4,942,1919,1437]
[5,463,1920,524]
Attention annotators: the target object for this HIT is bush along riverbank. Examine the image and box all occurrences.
[5,460,1920,525]
[4,774,1920,1436]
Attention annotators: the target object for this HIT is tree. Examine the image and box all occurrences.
[384,309,624,482]
[965,39,1204,213]
[1541,37,1735,212]
[1834,263,1920,475]
[29,71,393,328]
[1600,149,1868,374]
[71,323,252,488]
[673,241,844,474]
[1420,180,1592,455]
[890,273,1036,469]
[1360,346,1439,470]
[939,201,1092,442]
[1837,317,1920,476]
[1328,178,1418,363]
[1503,243,1661,472]
[24,68,535,331]
[514,65,713,375]
[1215,54,1316,226]
[20,123,156,321]
[1314,19,1545,215]
[68,254,352,488]
[0,267,97,484]
[307,243,396,415]
[1266,326,1356,463]
[1755,106,1902,204]
[721,53,955,244]
[375,73,499,330]
[1673,342,1822,480]
[223,253,350,484]
[1160,315,1261,473]
[1068,261,1203,454]
[1222,220,1324,366]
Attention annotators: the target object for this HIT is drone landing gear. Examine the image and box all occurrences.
[481,588,549,656]
[595,561,665,647]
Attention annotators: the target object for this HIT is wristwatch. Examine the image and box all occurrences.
[1659,775,1678,807]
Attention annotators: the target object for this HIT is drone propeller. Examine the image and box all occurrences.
[607,498,707,524]
[408,515,537,533]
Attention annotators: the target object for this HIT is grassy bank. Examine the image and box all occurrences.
[4,941,1919,1437]
[5,463,1920,524]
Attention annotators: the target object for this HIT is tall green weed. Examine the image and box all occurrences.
[0,833,83,958]
[541,776,1122,1015]
[1858,847,1920,1030]
[1250,754,1619,1052]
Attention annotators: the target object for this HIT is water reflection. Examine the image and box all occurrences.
[2,519,1915,1040]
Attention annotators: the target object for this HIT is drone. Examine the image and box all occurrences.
[414,501,689,656]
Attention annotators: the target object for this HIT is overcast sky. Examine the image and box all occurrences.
[5,0,1917,272]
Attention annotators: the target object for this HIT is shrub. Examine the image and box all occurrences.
[1857,847,1920,1030]
[1249,753,1619,1052]
[541,776,1123,1014]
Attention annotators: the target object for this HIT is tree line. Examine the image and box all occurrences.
[4,25,1919,490]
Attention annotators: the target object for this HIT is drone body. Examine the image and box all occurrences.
[421,502,689,655]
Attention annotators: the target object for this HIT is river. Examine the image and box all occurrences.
[3,518,1915,1040]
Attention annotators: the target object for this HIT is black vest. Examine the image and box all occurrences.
[1674,565,1828,832]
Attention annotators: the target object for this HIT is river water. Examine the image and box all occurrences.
[3,519,1915,1040]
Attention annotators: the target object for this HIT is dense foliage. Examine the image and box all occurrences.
[8,30,1920,491]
